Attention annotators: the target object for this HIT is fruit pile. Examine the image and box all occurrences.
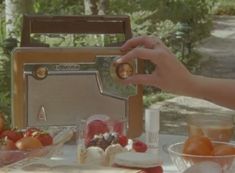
[0,113,53,151]
[183,135,235,157]
[181,135,235,173]
[79,118,148,166]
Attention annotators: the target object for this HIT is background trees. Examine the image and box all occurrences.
[5,0,34,38]
[0,0,234,122]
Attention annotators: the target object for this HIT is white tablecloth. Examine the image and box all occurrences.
[158,134,186,173]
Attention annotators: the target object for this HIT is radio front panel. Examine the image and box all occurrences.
[12,47,143,137]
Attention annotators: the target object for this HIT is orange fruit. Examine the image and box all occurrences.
[16,137,42,150]
[183,135,214,156]
[213,144,235,156]
[213,144,235,167]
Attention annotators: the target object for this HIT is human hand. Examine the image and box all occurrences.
[117,36,194,95]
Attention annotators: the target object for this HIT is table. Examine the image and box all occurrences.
[58,134,187,173]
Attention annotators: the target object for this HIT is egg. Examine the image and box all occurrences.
[82,146,105,165]
[105,144,126,166]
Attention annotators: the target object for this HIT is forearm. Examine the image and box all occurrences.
[186,75,235,110]
[119,36,235,110]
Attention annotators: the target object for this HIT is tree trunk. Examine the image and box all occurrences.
[84,0,98,15]
[97,0,108,15]
[83,0,108,15]
[5,0,34,38]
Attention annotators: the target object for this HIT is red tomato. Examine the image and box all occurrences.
[0,138,17,150]
[24,127,42,137]
[133,140,148,152]
[1,129,23,143]
[118,135,128,147]
[33,132,53,146]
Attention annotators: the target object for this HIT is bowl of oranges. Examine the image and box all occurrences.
[168,135,235,173]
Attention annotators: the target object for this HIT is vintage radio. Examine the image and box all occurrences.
[12,47,143,137]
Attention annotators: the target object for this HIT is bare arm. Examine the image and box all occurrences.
[117,36,235,110]
[190,75,235,109]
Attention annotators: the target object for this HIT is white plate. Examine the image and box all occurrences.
[114,152,162,168]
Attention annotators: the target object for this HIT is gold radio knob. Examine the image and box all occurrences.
[115,62,134,79]
[33,65,48,80]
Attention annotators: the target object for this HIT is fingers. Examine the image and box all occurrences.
[122,74,157,86]
[121,36,160,51]
[117,47,161,64]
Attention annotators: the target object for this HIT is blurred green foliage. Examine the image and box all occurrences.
[0,38,16,123]
[213,0,235,15]
[0,2,10,119]
[33,0,84,15]
[143,92,175,108]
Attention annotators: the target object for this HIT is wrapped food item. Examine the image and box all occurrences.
[78,115,128,166]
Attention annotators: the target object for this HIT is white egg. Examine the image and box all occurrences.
[83,146,105,166]
[183,161,222,173]
[105,144,126,166]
